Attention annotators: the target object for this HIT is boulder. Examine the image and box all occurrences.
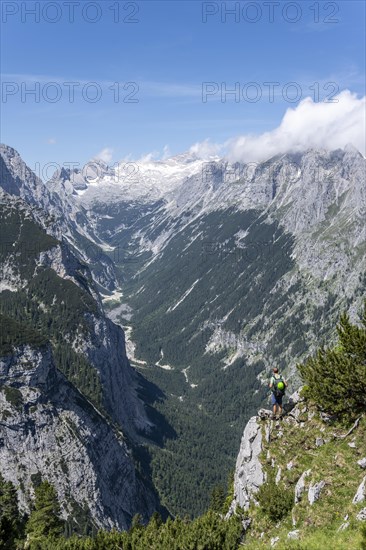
[287,530,300,539]
[316,438,325,447]
[275,467,282,485]
[357,458,366,469]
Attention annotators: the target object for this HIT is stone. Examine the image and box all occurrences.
[348,442,356,448]
[287,461,294,470]
[295,470,311,504]
[338,522,350,531]
[242,517,252,530]
[258,408,273,420]
[356,508,366,521]
[316,438,325,447]
[288,389,304,405]
[320,412,333,423]
[308,480,326,505]
[265,423,271,443]
[353,476,366,504]
[287,530,300,539]
[270,537,279,547]
[357,458,366,469]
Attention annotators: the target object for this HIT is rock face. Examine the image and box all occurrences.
[0,344,159,529]
[229,416,264,512]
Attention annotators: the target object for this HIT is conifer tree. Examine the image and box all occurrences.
[209,484,226,513]
[0,473,22,549]
[298,301,366,417]
[26,480,64,547]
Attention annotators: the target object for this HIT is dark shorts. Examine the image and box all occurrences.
[271,393,283,406]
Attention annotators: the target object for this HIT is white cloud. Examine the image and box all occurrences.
[47,138,56,144]
[189,138,222,159]
[94,147,113,163]
[224,90,365,163]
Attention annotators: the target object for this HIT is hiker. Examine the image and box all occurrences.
[269,367,288,419]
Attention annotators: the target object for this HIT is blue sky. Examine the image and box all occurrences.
[1,0,365,169]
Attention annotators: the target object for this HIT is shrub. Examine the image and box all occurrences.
[256,473,293,522]
[297,302,366,418]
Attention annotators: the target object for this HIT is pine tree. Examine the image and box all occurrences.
[26,480,64,547]
[298,301,366,417]
[209,484,226,513]
[0,473,22,549]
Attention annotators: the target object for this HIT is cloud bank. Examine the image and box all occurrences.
[196,90,365,163]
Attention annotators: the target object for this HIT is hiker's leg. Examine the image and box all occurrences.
[271,394,277,418]
[278,396,283,417]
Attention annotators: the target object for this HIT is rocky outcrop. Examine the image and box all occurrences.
[228,390,366,544]
[308,480,326,505]
[0,344,159,529]
[295,470,311,504]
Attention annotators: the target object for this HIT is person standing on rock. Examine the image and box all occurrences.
[269,367,288,419]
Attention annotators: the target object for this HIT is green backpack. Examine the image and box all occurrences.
[273,374,286,397]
